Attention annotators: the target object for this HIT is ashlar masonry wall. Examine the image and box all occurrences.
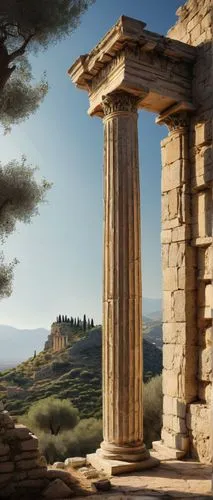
[160,0,213,462]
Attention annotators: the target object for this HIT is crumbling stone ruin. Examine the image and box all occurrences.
[0,409,77,499]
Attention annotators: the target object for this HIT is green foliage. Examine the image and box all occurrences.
[25,396,79,435]
[37,417,102,464]
[0,157,51,240]
[0,156,51,298]
[143,374,162,448]
[0,0,95,129]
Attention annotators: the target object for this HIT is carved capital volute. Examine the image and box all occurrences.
[102,91,139,117]
[161,111,189,134]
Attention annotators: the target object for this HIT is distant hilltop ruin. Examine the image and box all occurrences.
[44,314,95,352]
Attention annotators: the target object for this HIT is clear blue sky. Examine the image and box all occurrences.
[0,0,183,329]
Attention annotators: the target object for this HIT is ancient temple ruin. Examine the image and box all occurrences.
[69,0,213,473]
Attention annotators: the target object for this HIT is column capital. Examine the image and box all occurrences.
[102,91,139,117]
[162,111,189,133]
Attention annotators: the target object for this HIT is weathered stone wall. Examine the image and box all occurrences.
[0,409,47,498]
[0,410,77,499]
[160,0,213,462]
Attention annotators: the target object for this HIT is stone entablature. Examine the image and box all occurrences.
[68,16,196,117]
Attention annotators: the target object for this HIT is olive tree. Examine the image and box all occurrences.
[0,156,51,298]
[0,0,94,131]
[26,396,80,435]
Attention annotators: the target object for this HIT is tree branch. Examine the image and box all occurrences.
[8,34,33,63]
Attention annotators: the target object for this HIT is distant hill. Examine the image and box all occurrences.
[0,296,162,365]
[142,298,161,315]
[0,326,162,419]
[146,311,162,321]
[0,325,49,365]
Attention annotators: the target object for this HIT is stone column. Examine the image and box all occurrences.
[100,90,148,462]
[87,91,158,474]
[153,111,197,458]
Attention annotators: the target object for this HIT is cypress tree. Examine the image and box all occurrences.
[83,314,87,331]
[58,315,62,323]
[91,318,94,328]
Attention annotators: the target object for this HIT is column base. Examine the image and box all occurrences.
[87,449,160,476]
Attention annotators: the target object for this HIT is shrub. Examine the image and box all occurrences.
[37,417,102,464]
[24,396,79,435]
[143,374,162,448]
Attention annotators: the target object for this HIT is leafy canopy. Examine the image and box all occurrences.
[0,0,94,130]
[26,396,80,435]
[0,156,51,298]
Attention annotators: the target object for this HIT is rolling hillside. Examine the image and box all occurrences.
[0,326,162,419]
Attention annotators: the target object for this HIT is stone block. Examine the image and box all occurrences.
[163,367,196,400]
[161,229,172,244]
[64,456,86,468]
[0,444,10,457]
[205,283,212,308]
[162,291,173,322]
[14,451,39,462]
[168,189,179,219]
[163,322,196,344]
[172,415,187,434]
[168,242,184,267]
[161,243,169,268]
[177,266,196,290]
[204,325,212,346]
[190,23,201,42]
[162,267,178,291]
[172,290,196,322]
[192,190,212,239]
[162,161,185,192]
[171,224,191,242]
[193,145,213,180]
[14,424,31,440]
[18,435,38,451]
[16,458,41,470]
[162,413,173,429]
[198,245,212,280]
[43,478,73,498]
[186,403,210,435]
[198,346,212,381]
[163,343,185,370]
[195,121,212,146]
[201,12,212,30]
[0,461,14,473]
[163,395,186,419]
[188,14,200,32]
[161,428,189,452]
[165,134,184,164]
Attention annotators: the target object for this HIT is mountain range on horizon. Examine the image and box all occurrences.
[0,297,161,366]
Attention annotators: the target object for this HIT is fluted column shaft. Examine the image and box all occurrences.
[100,91,148,462]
